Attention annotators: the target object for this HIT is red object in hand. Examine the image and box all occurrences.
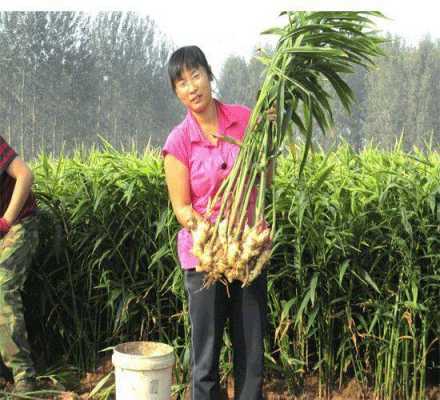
[0,218,11,236]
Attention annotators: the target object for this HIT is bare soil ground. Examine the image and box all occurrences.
[1,358,439,400]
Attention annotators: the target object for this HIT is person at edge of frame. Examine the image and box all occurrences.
[162,45,275,400]
[0,135,39,394]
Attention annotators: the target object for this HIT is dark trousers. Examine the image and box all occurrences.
[184,269,267,400]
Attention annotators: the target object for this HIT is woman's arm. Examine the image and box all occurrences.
[2,157,33,225]
[164,154,202,229]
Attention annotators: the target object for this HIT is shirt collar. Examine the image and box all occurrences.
[186,99,238,143]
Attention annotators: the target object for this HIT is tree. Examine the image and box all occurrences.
[217,46,269,108]
[217,55,251,106]
[0,11,182,157]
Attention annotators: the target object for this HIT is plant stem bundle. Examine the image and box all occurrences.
[191,11,384,286]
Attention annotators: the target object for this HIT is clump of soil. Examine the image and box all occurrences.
[331,379,370,400]
[427,386,440,400]
[77,357,113,399]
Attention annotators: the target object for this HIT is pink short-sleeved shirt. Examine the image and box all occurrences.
[162,100,254,269]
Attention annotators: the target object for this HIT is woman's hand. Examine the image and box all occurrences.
[266,106,277,122]
[257,106,277,125]
[0,217,11,239]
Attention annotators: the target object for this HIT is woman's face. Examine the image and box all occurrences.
[174,66,213,114]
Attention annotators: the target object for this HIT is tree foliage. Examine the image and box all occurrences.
[0,11,183,159]
[1,12,440,158]
[218,34,440,151]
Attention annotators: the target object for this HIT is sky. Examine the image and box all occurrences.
[2,0,440,76]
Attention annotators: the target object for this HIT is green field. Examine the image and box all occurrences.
[20,142,440,399]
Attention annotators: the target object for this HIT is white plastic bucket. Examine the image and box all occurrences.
[112,341,175,400]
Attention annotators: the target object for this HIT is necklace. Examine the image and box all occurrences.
[203,129,218,144]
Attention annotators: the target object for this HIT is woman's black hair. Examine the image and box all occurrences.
[168,46,214,92]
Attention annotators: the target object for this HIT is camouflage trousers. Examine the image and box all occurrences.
[0,216,38,382]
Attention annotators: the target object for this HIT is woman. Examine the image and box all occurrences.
[0,136,39,393]
[163,46,268,400]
